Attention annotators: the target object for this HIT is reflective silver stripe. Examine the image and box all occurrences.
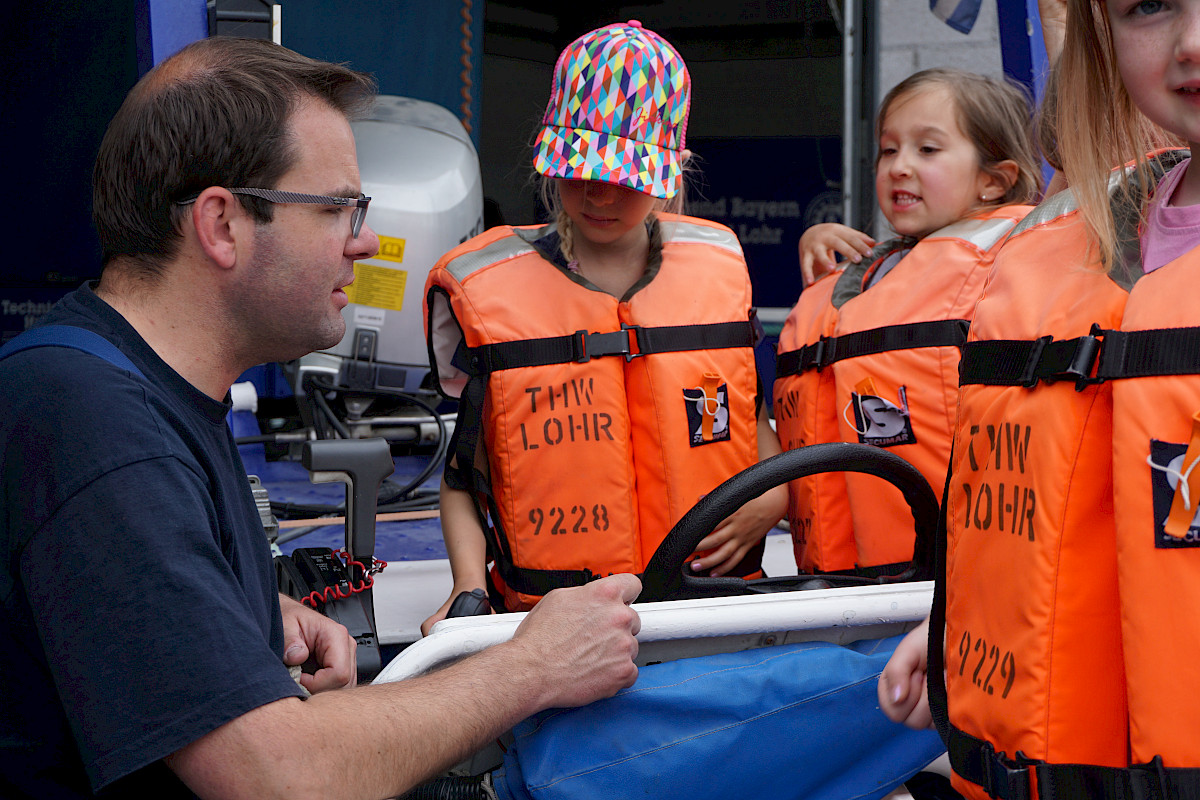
[445,219,743,281]
[1012,151,1180,236]
[1011,188,1079,237]
[929,216,1020,251]
[444,227,549,283]
[659,218,744,256]
[513,222,556,245]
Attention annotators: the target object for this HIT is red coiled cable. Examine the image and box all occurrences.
[301,549,388,608]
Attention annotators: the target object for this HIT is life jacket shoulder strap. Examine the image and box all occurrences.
[775,319,970,378]
[959,326,1200,391]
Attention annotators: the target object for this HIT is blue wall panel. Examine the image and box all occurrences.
[282,0,483,146]
[136,0,209,74]
[2,2,139,291]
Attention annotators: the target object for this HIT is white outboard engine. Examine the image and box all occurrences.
[290,95,483,445]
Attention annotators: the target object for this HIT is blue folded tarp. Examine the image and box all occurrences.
[494,635,944,800]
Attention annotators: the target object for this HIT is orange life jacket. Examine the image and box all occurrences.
[773,268,854,572]
[1110,247,1200,772]
[933,150,1200,800]
[774,206,1029,575]
[425,214,761,610]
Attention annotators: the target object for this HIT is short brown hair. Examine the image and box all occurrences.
[92,37,376,275]
[875,68,1042,208]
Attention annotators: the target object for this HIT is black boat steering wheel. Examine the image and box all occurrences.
[636,442,940,603]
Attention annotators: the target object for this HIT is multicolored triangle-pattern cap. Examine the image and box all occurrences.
[533,20,690,199]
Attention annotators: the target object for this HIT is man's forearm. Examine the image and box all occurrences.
[168,574,641,800]
[166,638,548,800]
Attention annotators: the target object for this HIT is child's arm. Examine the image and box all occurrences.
[688,407,789,577]
[1038,0,1066,65]
[799,223,876,287]
[878,616,933,729]
[420,472,494,636]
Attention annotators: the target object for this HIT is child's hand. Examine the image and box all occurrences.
[420,584,494,637]
[878,617,934,729]
[1038,0,1067,63]
[688,484,787,577]
[799,223,876,287]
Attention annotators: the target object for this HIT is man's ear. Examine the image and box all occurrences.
[190,187,250,270]
[982,159,1021,201]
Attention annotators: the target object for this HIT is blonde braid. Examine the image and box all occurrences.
[646,213,664,275]
[556,207,576,265]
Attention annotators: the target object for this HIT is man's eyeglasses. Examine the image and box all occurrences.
[177,188,372,238]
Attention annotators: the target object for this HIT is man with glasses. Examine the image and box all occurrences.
[0,36,641,799]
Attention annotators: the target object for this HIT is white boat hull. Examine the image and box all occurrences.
[376,577,933,684]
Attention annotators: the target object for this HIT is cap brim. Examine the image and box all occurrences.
[533,125,681,199]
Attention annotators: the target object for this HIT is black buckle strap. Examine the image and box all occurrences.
[985,747,1034,800]
[638,320,756,353]
[775,337,830,377]
[1067,332,1103,388]
[962,326,1106,391]
[1124,756,1200,800]
[1101,326,1200,381]
[963,325,1200,392]
[1016,328,1105,390]
[949,732,1033,800]
[468,320,755,376]
[775,319,970,378]
[950,726,1200,800]
[573,326,641,362]
[495,559,599,596]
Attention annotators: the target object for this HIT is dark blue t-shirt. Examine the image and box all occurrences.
[0,284,304,797]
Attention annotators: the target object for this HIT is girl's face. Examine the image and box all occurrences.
[874,85,999,239]
[558,179,658,249]
[1107,0,1200,150]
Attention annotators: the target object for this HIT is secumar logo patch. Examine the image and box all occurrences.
[847,378,917,448]
[684,374,730,447]
[1149,439,1200,548]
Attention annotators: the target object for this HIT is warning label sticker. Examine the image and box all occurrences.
[346,261,408,312]
[374,235,407,263]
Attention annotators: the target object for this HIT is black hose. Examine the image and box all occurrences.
[234,432,311,445]
[308,381,352,439]
[257,375,448,546]
[304,373,450,496]
[399,774,488,800]
[234,434,278,445]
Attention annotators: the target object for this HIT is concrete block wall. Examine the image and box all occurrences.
[879,0,1004,99]
[870,0,1005,237]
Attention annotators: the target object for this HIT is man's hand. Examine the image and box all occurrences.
[509,574,641,709]
[279,594,357,692]
[878,617,933,729]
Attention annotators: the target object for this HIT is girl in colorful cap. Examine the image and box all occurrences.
[422,20,786,628]
[774,68,1042,579]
